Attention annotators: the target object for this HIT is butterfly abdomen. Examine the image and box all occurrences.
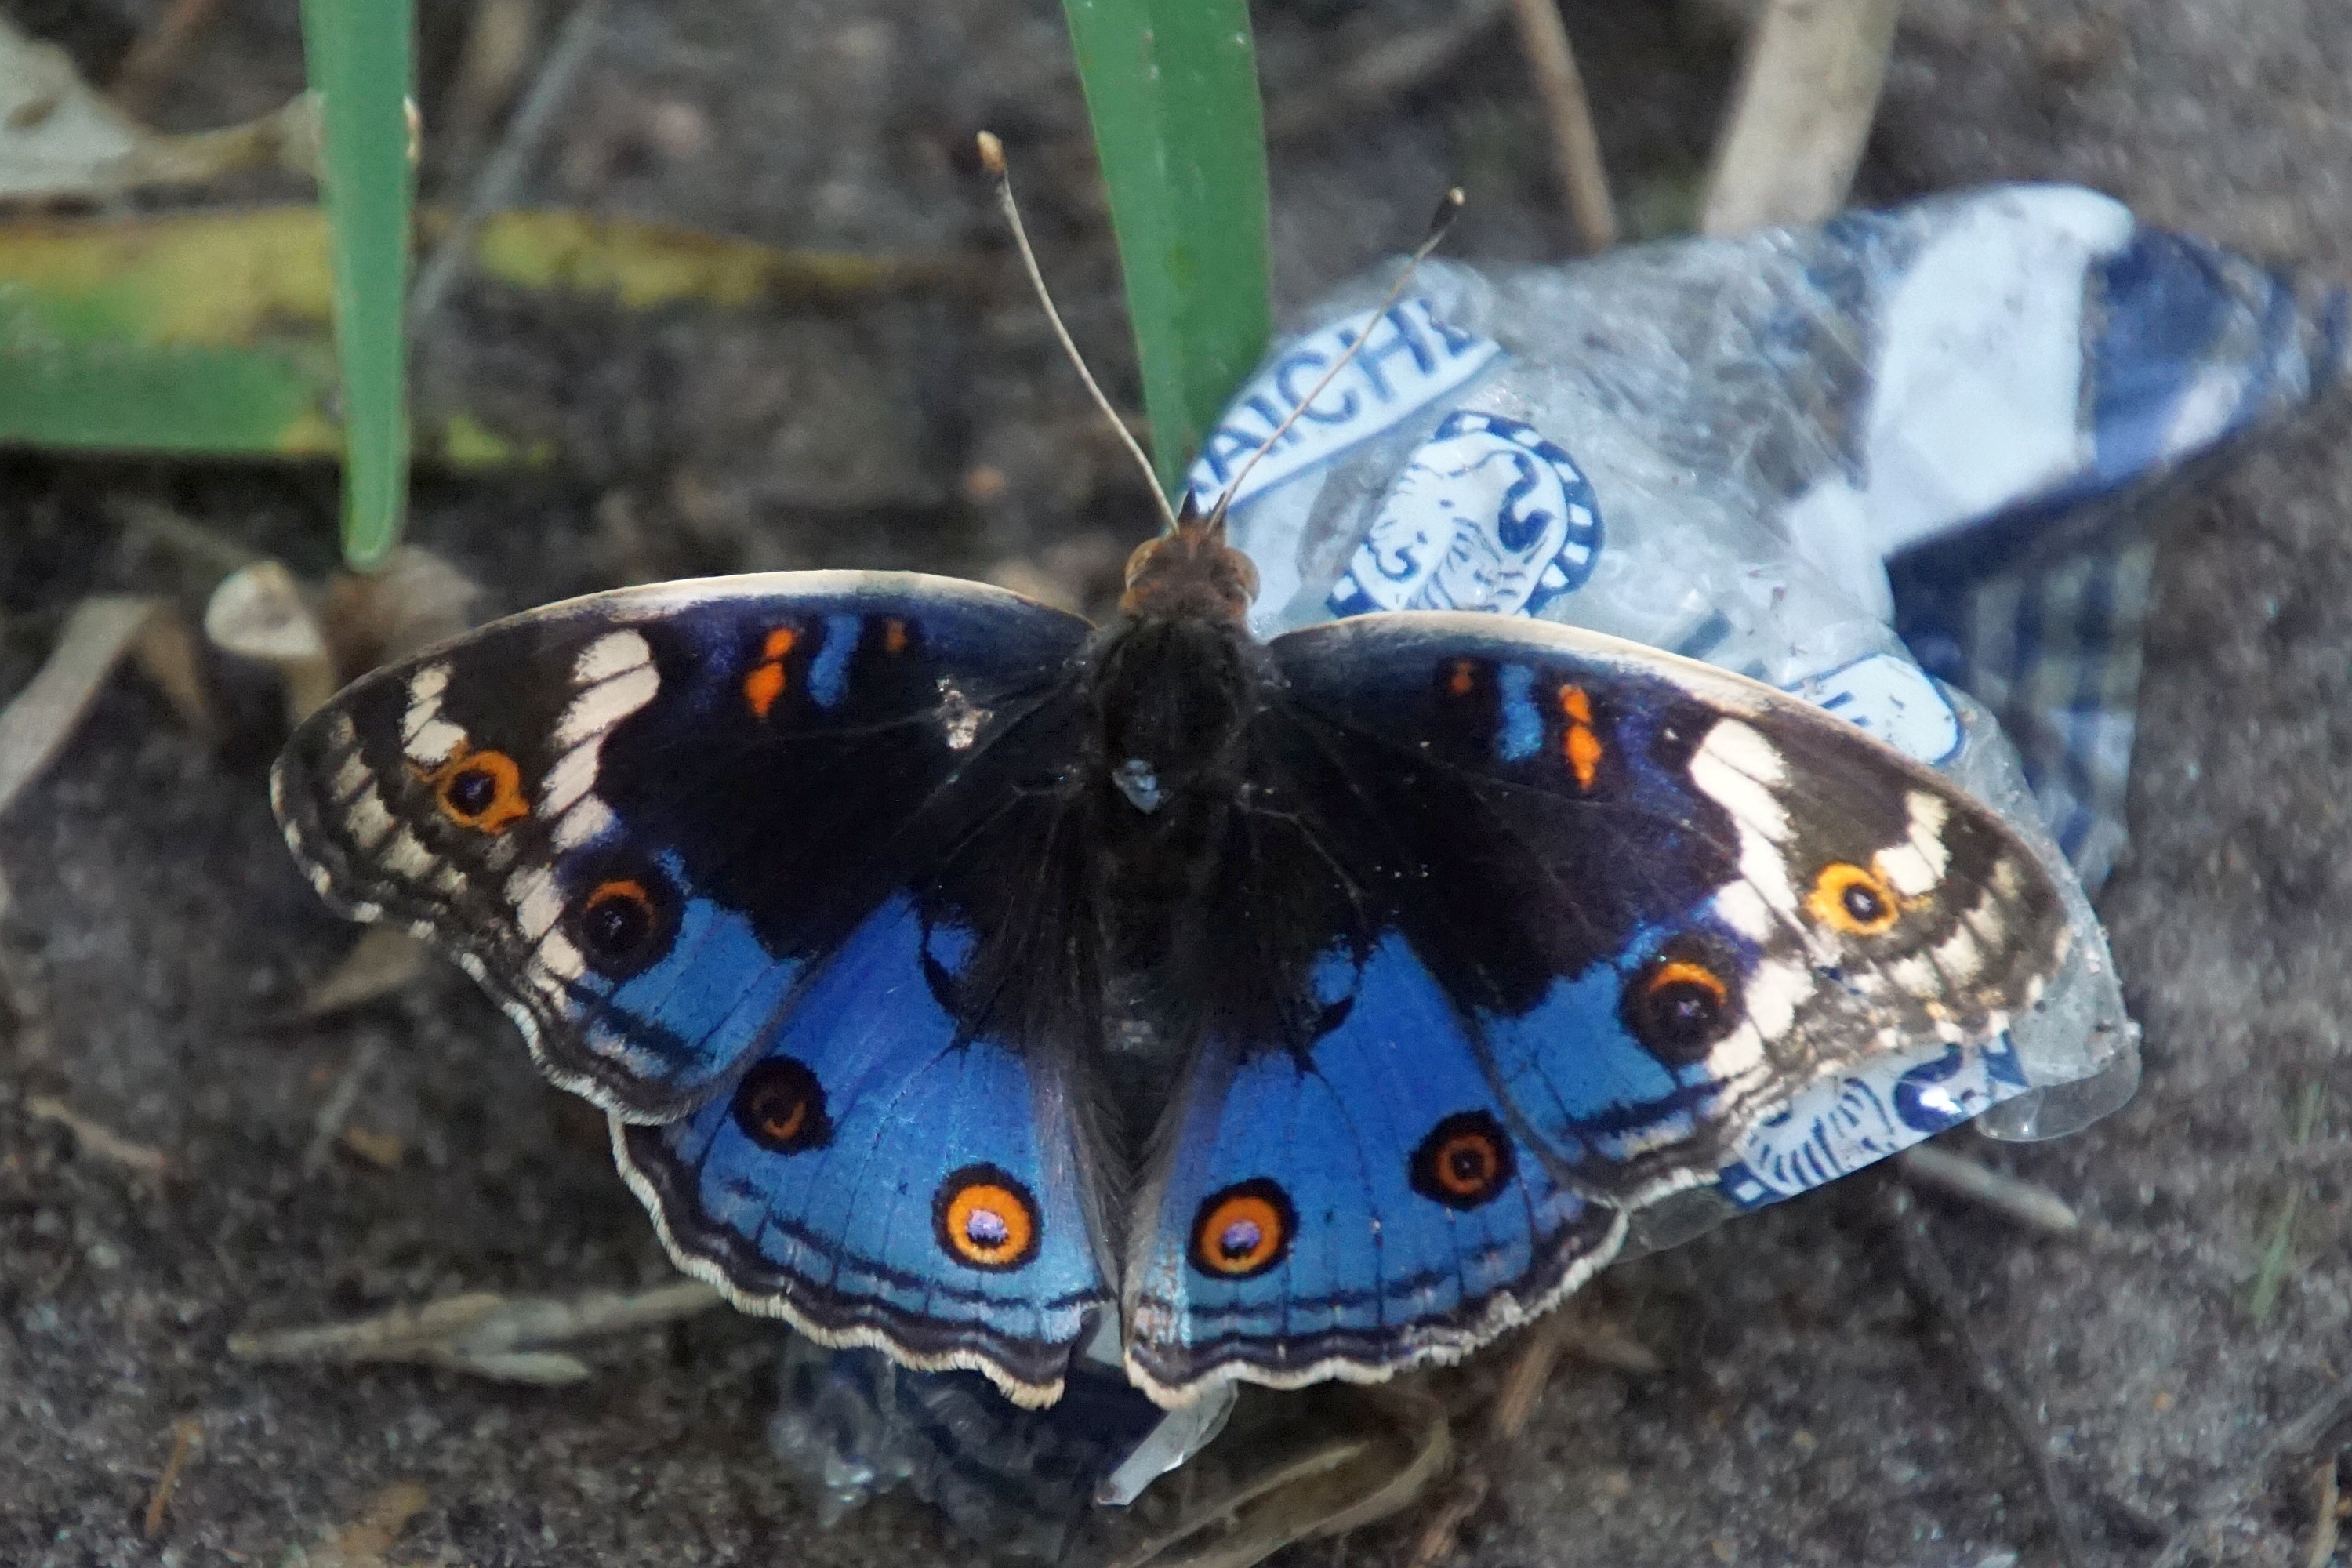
[1078,612,1283,1136]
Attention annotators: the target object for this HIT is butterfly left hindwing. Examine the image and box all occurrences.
[615,893,1111,1402]
[1120,611,2071,1401]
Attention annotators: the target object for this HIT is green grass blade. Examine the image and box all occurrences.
[299,0,414,569]
[2249,1080,2326,1323]
[0,334,328,454]
[1061,0,1269,500]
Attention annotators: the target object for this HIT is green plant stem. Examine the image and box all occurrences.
[1062,0,1271,501]
[299,0,415,569]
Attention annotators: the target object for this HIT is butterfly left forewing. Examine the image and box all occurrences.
[274,571,1094,1120]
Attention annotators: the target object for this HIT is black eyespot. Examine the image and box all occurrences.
[447,767,500,815]
[733,1058,831,1153]
[584,886,649,951]
[426,746,528,833]
[1806,861,1903,937]
[1410,1110,1515,1210]
[568,867,679,979]
[1622,938,1744,1062]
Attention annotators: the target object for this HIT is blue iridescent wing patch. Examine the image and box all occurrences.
[273,572,1110,1401]
[1123,934,1621,1403]
[615,896,1110,1403]
[1119,611,2071,1399]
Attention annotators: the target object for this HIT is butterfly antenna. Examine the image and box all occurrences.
[1204,187,1466,535]
[978,132,1181,536]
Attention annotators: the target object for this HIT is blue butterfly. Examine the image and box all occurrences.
[272,510,2067,1409]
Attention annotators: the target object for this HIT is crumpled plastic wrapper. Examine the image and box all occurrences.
[1189,183,2344,1229]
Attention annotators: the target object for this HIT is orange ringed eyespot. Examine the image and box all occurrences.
[1410,1110,1515,1210]
[566,869,677,980]
[1189,1179,1294,1278]
[580,878,654,954]
[1808,861,1901,935]
[423,744,528,833]
[1622,942,1744,1062]
[732,1058,830,1153]
[935,1166,1040,1271]
[586,877,650,907]
[1439,1138,1496,1192]
[1646,958,1726,1007]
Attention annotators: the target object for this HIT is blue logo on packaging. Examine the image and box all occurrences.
[1328,410,1603,618]
[1715,1034,2031,1210]
[1186,299,1501,514]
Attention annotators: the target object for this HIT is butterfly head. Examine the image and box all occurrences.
[1120,503,1260,625]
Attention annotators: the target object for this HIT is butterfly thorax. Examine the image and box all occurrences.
[1117,519,1258,626]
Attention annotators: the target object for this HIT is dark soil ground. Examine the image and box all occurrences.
[5,1,2352,1564]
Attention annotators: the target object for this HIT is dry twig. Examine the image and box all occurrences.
[2308,1456,2341,1568]
[1265,0,1510,142]
[142,1415,202,1537]
[308,1481,430,1568]
[24,1094,167,1179]
[295,927,433,1021]
[339,1126,405,1170]
[230,1279,723,1384]
[2152,1372,2352,1568]
[108,0,228,116]
[301,1037,385,1178]
[0,597,208,822]
[1403,1310,1657,1566]
[1505,0,1616,252]
[1105,1436,1377,1568]
[1898,1142,2082,1236]
[1700,0,1900,236]
[1403,1468,1488,1568]
[412,0,612,329]
[1486,1310,1581,1443]
[440,0,542,172]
